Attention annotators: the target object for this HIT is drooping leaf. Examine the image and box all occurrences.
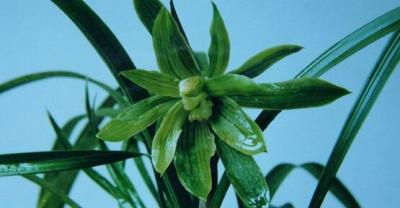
[133,0,164,34]
[210,97,266,155]
[231,45,302,78]
[206,2,230,77]
[152,8,200,79]
[0,150,142,176]
[152,101,187,174]
[0,70,128,106]
[216,139,270,208]
[302,163,360,208]
[24,175,82,208]
[265,163,296,199]
[51,0,147,101]
[174,122,216,200]
[121,69,180,97]
[205,74,266,97]
[297,7,400,78]
[97,96,177,141]
[309,30,400,207]
[233,78,350,110]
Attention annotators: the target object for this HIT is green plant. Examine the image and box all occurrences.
[1,0,399,207]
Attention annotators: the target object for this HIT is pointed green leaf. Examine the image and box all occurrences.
[97,96,176,141]
[206,2,230,77]
[234,78,350,110]
[133,0,164,34]
[310,30,400,208]
[0,150,142,176]
[231,45,302,78]
[152,101,187,174]
[216,139,270,207]
[174,122,216,200]
[153,8,200,79]
[210,97,266,155]
[205,74,266,97]
[121,69,180,97]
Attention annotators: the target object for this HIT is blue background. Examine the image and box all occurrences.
[1,0,399,207]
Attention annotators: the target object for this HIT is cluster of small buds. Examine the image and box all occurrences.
[179,76,213,121]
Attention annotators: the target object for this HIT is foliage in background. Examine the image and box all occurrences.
[0,0,399,207]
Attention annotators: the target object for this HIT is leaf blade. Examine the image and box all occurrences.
[152,8,200,79]
[231,45,302,78]
[309,30,400,207]
[0,150,142,176]
[174,122,216,200]
[233,78,350,110]
[206,2,230,77]
[210,97,266,155]
[97,96,176,141]
[152,101,187,174]
[216,139,270,207]
[121,69,180,97]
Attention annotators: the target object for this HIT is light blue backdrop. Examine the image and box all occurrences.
[1,0,399,207]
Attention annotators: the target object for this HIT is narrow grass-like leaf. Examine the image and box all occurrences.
[0,150,142,176]
[51,0,147,101]
[208,173,230,208]
[152,8,200,79]
[38,115,89,208]
[152,101,187,174]
[211,97,266,155]
[206,2,230,77]
[297,7,400,78]
[0,70,128,106]
[125,138,160,204]
[216,139,270,207]
[133,0,164,34]
[97,96,176,141]
[121,69,180,97]
[24,175,81,208]
[265,163,296,199]
[233,78,350,110]
[99,141,145,208]
[174,122,216,200]
[231,45,302,78]
[302,163,360,208]
[309,30,400,207]
[205,74,265,97]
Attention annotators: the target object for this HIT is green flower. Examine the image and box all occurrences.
[97,3,349,206]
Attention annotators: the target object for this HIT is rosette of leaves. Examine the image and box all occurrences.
[97,2,349,206]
